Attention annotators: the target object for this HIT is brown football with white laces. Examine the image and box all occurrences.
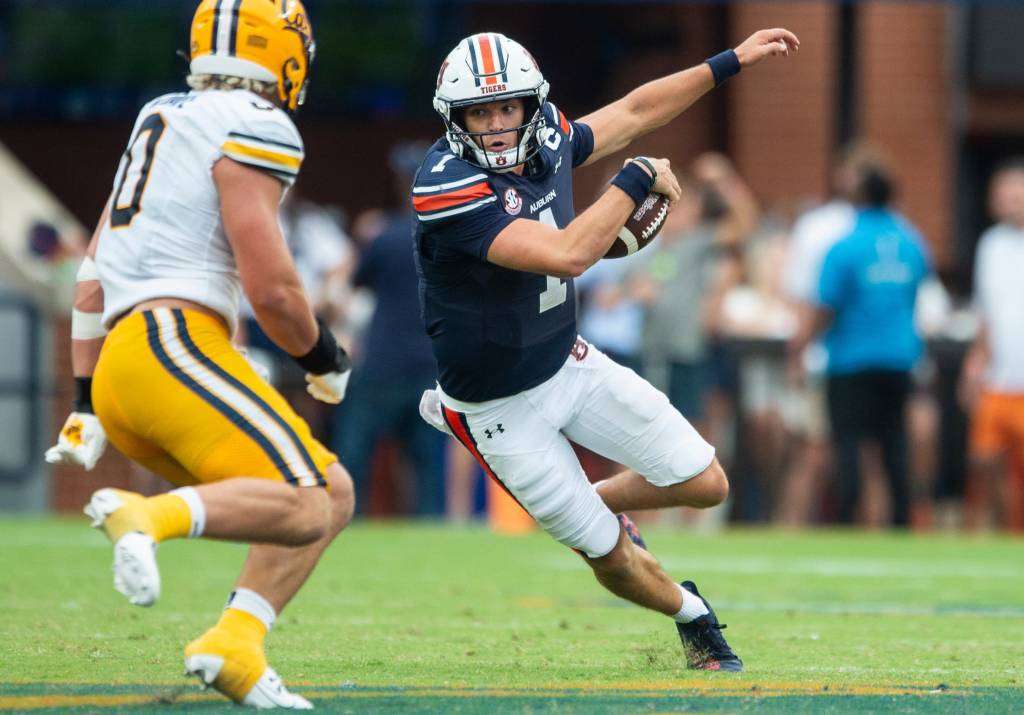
[604,192,670,258]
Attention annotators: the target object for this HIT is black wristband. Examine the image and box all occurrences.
[610,161,656,208]
[73,376,94,414]
[705,49,741,87]
[292,318,352,375]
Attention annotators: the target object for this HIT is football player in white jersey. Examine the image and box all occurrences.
[45,1,351,708]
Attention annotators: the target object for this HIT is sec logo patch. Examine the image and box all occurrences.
[503,188,522,215]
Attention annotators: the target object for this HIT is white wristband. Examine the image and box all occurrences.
[71,309,107,340]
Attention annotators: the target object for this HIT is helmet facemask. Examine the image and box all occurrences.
[444,95,546,172]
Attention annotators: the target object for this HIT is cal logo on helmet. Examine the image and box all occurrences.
[190,0,316,113]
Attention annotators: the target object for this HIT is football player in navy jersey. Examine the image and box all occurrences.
[416,29,798,671]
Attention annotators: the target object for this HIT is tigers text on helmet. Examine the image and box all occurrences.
[190,0,315,113]
[433,33,550,173]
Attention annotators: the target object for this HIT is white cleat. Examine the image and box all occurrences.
[184,653,222,688]
[83,487,127,528]
[243,666,313,709]
[84,489,161,607]
[112,532,160,607]
[185,655,313,709]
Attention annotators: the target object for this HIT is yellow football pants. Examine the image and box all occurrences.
[93,307,336,488]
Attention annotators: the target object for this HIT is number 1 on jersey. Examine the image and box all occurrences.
[537,208,567,313]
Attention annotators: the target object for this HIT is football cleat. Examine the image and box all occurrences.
[84,488,161,607]
[616,513,648,550]
[185,629,312,709]
[675,581,743,672]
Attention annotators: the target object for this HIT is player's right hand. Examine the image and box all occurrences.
[626,157,681,204]
[45,412,108,471]
[305,369,351,404]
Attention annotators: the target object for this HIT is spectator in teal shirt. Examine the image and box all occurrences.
[795,161,931,526]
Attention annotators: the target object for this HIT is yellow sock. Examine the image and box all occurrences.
[216,608,268,646]
[185,610,268,703]
[144,493,193,543]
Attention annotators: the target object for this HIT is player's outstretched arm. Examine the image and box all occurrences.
[487,157,680,278]
[45,203,111,470]
[215,158,352,403]
[579,28,799,165]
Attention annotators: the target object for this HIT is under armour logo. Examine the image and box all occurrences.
[484,424,505,439]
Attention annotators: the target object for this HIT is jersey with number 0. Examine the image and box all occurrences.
[95,89,304,335]
[413,102,594,402]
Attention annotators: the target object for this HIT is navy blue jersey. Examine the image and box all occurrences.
[413,103,595,401]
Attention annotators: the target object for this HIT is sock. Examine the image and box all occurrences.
[169,486,206,538]
[142,492,195,543]
[215,608,268,647]
[224,588,277,635]
[671,583,710,623]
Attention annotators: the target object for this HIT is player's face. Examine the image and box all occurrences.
[463,98,525,153]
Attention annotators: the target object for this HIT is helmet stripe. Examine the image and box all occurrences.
[213,0,241,56]
[478,34,497,85]
[465,37,481,87]
[493,34,509,83]
[211,0,221,52]
[228,0,240,55]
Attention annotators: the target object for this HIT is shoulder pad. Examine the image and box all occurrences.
[215,92,304,184]
[411,146,496,223]
[544,102,573,139]
[413,144,486,190]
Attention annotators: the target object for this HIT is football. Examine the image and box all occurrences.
[604,192,670,258]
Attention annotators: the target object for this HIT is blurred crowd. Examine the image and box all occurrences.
[32,139,1023,532]
[571,142,1022,533]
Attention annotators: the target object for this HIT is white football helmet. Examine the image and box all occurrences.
[433,32,550,172]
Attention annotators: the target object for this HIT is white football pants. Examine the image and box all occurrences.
[437,338,714,558]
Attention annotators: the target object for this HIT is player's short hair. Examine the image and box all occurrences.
[186,73,278,99]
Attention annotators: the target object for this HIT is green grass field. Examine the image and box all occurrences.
[2,516,1022,713]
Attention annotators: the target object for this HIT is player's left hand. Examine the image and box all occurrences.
[305,369,351,404]
[734,28,800,68]
[45,412,108,471]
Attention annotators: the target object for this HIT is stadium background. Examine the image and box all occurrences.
[2,3,1024,712]
[0,0,1021,518]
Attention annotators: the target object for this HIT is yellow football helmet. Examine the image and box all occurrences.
[189,0,315,112]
